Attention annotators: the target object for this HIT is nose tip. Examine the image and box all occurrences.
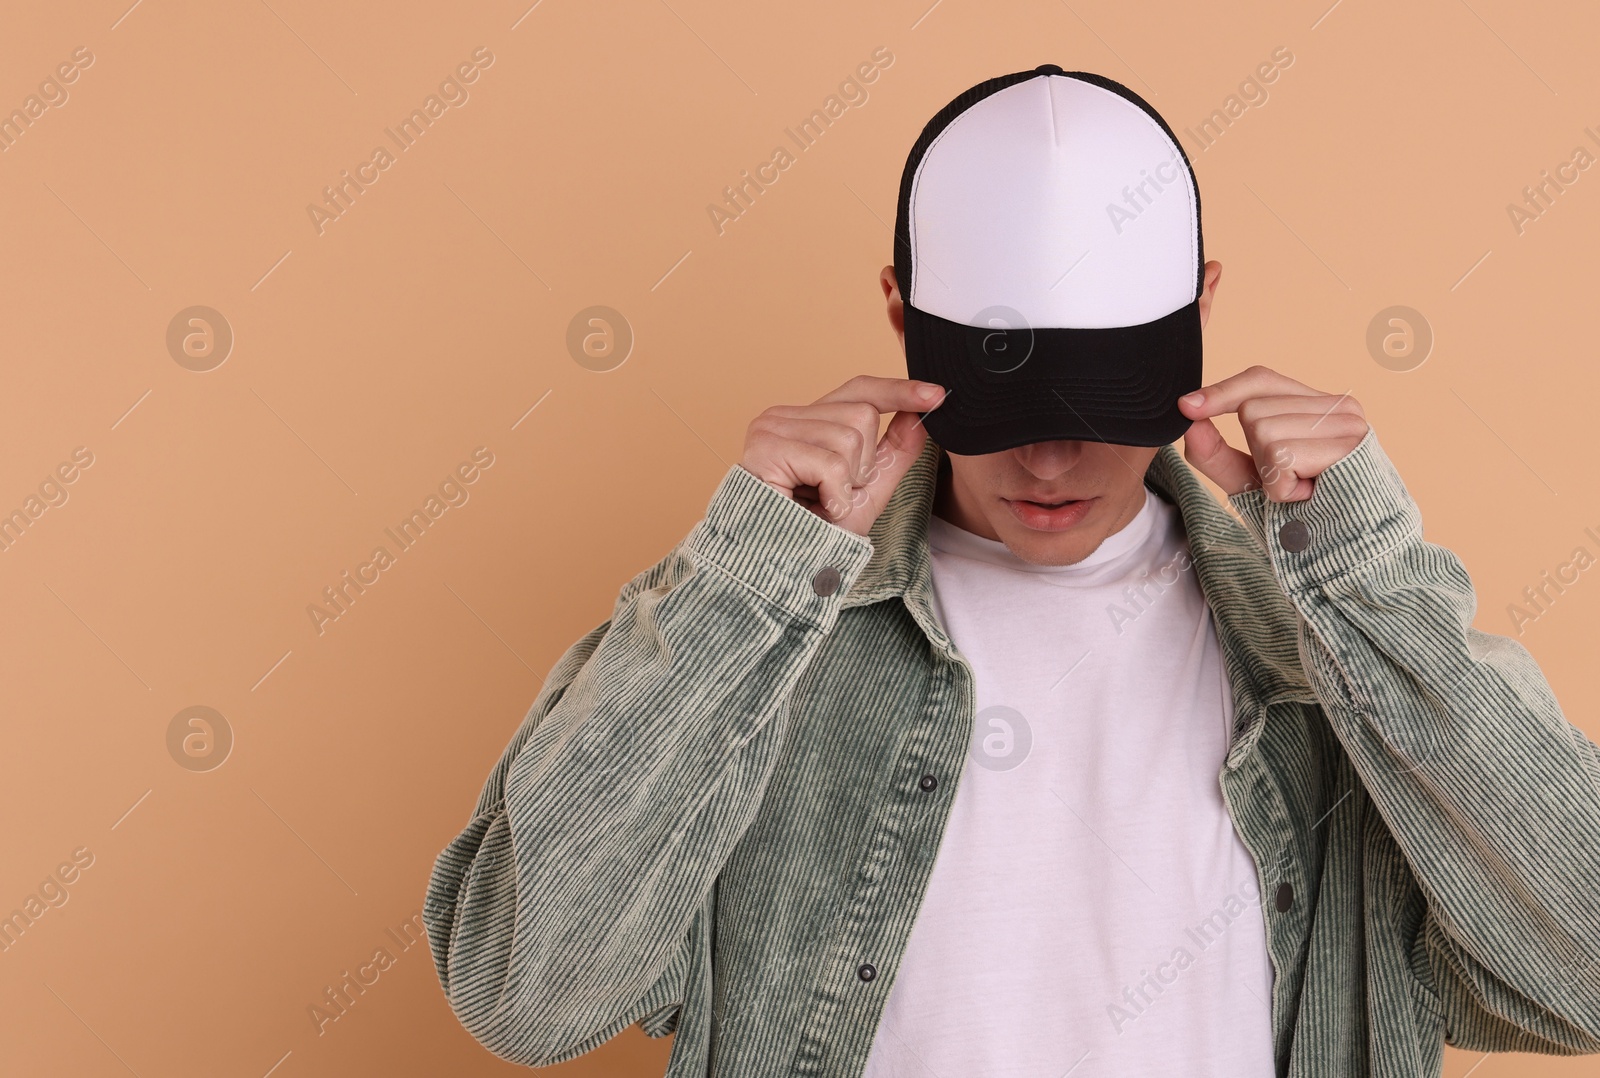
[1014,438,1085,477]
[1017,438,1084,457]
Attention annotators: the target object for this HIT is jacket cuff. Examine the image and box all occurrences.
[684,464,875,629]
[1227,427,1423,590]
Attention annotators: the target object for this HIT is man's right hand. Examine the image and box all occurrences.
[739,375,947,537]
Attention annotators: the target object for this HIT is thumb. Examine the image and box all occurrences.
[853,409,929,515]
[1181,417,1260,496]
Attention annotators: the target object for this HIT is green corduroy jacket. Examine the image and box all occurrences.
[425,427,1600,1077]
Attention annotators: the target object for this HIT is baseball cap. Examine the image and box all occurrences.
[894,65,1205,454]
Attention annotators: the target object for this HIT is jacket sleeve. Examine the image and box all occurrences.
[1228,427,1600,1054]
[423,462,874,1067]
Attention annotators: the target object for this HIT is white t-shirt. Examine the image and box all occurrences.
[862,487,1277,1078]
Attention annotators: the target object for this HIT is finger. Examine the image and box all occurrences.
[751,414,874,484]
[756,438,859,522]
[1253,437,1366,503]
[1244,410,1369,451]
[1236,394,1366,428]
[1242,412,1368,501]
[1181,417,1260,496]
[762,403,885,480]
[847,408,930,520]
[813,374,946,416]
[1177,365,1319,421]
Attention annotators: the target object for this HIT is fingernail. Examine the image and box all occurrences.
[917,383,942,400]
[1180,391,1204,407]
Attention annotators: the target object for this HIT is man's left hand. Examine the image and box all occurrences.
[1176,365,1370,502]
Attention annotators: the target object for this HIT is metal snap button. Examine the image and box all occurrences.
[812,566,842,596]
[919,774,938,792]
[857,962,877,982]
[1278,520,1311,553]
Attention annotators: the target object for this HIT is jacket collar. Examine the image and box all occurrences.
[840,437,1315,747]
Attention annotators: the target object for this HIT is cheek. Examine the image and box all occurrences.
[1111,445,1161,473]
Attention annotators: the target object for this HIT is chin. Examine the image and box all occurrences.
[1000,526,1095,567]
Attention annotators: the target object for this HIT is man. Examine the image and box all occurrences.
[425,67,1600,1076]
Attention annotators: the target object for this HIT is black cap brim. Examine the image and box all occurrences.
[904,297,1202,454]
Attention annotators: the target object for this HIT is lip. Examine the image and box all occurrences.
[1003,495,1097,532]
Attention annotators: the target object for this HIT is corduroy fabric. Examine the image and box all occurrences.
[425,428,1600,1076]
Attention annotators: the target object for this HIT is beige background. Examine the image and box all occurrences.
[2,0,1597,1075]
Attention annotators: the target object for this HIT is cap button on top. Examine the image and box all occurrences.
[1278,520,1312,553]
[1035,63,1065,76]
[811,566,842,596]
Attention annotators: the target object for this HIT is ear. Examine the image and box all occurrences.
[1197,259,1222,330]
[880,265,905,347]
